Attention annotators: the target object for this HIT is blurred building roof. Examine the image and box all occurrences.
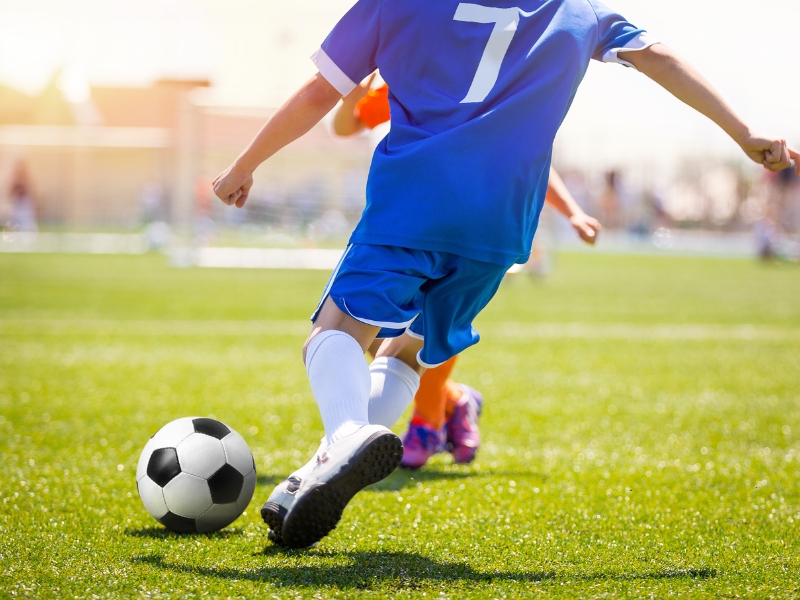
[91,79,210,128]
[0,84,34,125]
[0,75,210,128]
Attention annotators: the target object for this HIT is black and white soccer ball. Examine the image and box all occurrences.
[136,417,256,533]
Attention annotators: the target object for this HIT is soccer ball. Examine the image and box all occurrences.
[136,417,256,533]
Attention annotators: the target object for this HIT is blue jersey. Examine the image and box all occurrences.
[313,0,656,265]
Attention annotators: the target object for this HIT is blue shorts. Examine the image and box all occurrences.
[311,244,509,367]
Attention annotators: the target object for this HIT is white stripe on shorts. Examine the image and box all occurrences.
[341,299,417,330]
[313,244,353,317]
[416,350,444,370]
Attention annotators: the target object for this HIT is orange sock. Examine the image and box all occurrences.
[443,380,465,418]
[412,356,459,429]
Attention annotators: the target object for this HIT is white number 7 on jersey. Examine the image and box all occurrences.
[454,3,523,104]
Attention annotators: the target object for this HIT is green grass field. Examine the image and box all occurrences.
[1,252,799,599]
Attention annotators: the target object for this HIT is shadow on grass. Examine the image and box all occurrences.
[584,568,717,581]
[131,552,715,590]
[125,527,245,539]
[132,551,552,588]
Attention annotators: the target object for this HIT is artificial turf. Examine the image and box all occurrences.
[1,252,798,598]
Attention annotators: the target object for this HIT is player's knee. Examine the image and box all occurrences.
[375,335,425,374]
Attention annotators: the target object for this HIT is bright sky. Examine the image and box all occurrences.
[1,0,797,177]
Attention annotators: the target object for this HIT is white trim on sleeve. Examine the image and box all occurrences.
[311,47,357,96]
[601,32,660,70]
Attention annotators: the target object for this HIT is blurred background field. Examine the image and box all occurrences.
[1,252,799,598]
[1,1,799,262]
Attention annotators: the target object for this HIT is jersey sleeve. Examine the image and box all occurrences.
[311,0,381,96]
[587,0,659,69]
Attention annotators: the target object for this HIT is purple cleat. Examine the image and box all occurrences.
[446,385,483,464]
[400,416,446,469]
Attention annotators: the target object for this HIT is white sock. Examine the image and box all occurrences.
[305,330,370,444]
[368,357,421,428]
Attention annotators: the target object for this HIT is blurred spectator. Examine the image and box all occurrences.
[649,188,671,230]
[776,165,800,234]
[343,168,367,226]
[628,187,670,237]
[145,221,173,251]
[8,163,37,234]
[139,179,173,251]
[598,170,621,229]
[295,178,326,234]
[561,171,593,214]
[754,202,781,261]
[140,179,165,223]
[194,174,216,246]
[309,209,349,240]
[247,183,284,227]
[705,166,740,226]
[522,219,553,276]
[754,192,800,263]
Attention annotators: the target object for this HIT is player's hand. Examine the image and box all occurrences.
[739,134,793,172]
[213,164,253,209]
[569,212,602,245]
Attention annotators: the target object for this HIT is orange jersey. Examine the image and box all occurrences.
[355,84,390,129]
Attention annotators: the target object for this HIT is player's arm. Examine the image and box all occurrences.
[622,43,799,174]
[333,74,375,137]
[545,167,602,245]
[213,73,342,208]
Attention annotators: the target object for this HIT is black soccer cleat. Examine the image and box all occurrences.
[260,475,303,545]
